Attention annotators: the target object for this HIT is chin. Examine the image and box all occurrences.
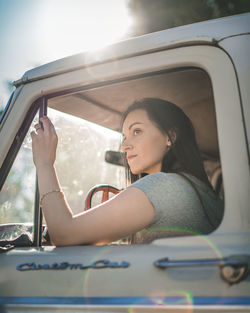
[131,170,140,175]
[130,167,142,175]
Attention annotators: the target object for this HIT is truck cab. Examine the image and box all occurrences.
[0,13,250,313]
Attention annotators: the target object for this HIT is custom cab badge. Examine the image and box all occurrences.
[17,259,130,271]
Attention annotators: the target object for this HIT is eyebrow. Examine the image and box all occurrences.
[128,122,143,130]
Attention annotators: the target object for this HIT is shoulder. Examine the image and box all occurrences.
[130,172,193,194]
[128,172,202,230]
[129,172,196,214]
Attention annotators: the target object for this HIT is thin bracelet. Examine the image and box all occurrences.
[40,189,64,208]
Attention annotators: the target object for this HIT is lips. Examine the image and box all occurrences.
[127,154,137,161]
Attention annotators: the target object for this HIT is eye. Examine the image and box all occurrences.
[133,128,142,135]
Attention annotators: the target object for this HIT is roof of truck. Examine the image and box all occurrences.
[14,13,250,87]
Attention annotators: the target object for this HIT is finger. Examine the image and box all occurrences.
[33,125,43,136]
[40,116,57,136]
[40,116,51,123]
[40,117,52,135]
[30,130,37,139]
[34,123,43,131]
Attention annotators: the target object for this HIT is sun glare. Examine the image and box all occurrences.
[40,0,133,59]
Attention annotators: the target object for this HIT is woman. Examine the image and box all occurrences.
[31,98,223,246]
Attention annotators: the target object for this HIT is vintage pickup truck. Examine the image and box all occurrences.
[0,12,250,313]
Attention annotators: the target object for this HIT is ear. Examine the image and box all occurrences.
[166,129,177,147]
[166,135,171,148]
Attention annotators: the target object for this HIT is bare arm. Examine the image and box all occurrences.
[31,117,155,246]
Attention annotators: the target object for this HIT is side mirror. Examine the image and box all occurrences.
[105,150,125,166]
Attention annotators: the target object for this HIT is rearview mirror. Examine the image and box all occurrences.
[105,150,124,166]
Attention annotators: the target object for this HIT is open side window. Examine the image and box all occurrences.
[45,67,224,242]
[0,62,227,248]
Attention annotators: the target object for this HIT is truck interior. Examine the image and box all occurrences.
[48,67,224,199]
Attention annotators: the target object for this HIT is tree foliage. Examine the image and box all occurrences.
[128,0,250,35]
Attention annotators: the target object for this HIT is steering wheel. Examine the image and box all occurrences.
[84,184,121,210]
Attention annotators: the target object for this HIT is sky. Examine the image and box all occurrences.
[0,0,133,109]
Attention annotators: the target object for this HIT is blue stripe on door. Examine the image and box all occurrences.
[0,297,250,306]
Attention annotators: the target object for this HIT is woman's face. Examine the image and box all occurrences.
[121,109,169,175]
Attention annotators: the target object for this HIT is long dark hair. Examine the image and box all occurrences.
[122,98,211,188]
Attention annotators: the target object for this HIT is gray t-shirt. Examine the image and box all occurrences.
[129,172,224,243]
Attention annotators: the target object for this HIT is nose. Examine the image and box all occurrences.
[121,138,132,152]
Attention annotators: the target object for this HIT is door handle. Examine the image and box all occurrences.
[154,255,250,285]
